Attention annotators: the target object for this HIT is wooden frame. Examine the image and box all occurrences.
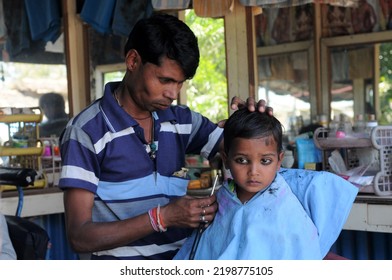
[320,30,392,120]
[256,40,317,121]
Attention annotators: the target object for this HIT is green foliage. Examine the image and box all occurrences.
[185,10,228,123]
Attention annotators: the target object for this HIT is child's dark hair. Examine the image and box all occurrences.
[223,109,283,155]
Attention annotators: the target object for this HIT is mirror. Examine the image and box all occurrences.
[321,31,392,126]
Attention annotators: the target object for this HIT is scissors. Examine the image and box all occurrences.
[189,174,219,260]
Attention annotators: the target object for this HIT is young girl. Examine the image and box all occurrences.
[175,109,358,259]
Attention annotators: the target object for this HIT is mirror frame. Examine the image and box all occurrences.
[256,40,317,121]
[320,30,392,120]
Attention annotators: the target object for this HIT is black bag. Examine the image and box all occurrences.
[5,215,50,260]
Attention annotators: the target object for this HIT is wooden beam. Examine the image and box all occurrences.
[224,0,249,116]
[62,0,90,116]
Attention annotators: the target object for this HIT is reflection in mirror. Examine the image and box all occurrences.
[328,41,392,126]
[0,62,68,138]
[329,45,375,123]
[379,42,392,124]
[257,51,311,141]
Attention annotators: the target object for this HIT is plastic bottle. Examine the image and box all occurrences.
[281,150,295,168]
[328,115,339,138]
[365,114,378,137]
[336,114,352,138]
[353,114,367,137]
[43,140,51,156]
[318,114,328,128]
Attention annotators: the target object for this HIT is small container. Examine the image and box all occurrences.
[281,150,295,168]
[329,115,339,137]
[365,114,378,136]
[43,140,52,156]
[353,114,366,136]
[12,135,28,148]
[336,114,352,138]
[318,114,328,128]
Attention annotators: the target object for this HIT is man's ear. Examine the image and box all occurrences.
[125,49,139,71]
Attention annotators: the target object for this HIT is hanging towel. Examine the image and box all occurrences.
[3,0,31,58]
[239,0,315,8]
[0,0,6,41]
[258,57,272,80]
[80,0,116,34]
[112,0,153,37]
[151,0,191,10]
[331,50,349,82]
[24,0,61,43]
[193,0,234,18]
[174,169,358,260]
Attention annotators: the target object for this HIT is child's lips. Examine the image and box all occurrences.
[247,180,261,186]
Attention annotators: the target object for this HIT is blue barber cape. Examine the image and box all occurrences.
[174,169,358,260]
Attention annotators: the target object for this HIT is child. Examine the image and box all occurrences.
[174,109,358,259]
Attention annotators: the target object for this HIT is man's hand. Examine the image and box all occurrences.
[217,96,273,128]
[230,96,273,115]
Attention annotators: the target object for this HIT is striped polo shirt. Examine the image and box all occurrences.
[58,82,223,259]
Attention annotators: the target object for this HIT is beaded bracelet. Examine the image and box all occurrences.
[156,204,167,232]
[148,204,167,233]
[148,208,159,232]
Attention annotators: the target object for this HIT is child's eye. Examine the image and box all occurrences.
[261,158,272,165]
[235,157,248,164]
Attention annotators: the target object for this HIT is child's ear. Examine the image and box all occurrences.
[221,151,229,169]
[277,151,285,170]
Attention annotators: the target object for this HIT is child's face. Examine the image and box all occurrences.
[224,136,284,203]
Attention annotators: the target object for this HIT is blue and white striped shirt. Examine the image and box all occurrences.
[58,82,223,259]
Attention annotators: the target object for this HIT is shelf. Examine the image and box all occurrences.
[0,146,43,156]
[0,113,42,123]
[314,137,372,149]
[313,127,372,149]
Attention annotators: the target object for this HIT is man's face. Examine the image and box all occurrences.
[131,56,186,112]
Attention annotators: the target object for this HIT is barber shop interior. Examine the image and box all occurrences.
[1,0,392,261]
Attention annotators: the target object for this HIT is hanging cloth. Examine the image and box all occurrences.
[112,0,153,37]
[0,0,6,41]
[80,0,116,34]
[193,0,234,18]
[348,47,373,80]
[151,0,191,10]
[239,0,359,8]
[331,50,349,82]
[3,0,31,58]
[24,0,61,43]
[239,0,312,8]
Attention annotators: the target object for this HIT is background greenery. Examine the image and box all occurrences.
[185,10,228,123]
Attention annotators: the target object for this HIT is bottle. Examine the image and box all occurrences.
[328,115,339,138]
[336,114,352,138]
[365,114,378,137]
[281,150,295,168]
[353,114,366,137]
[318,114,328,128]
[43,140,52,157]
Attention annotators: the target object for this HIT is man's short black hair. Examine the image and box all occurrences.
[124,13,200,80]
